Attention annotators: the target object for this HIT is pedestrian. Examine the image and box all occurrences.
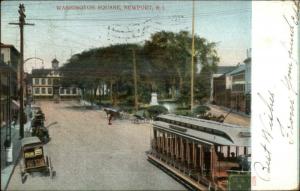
[108,113,113,125]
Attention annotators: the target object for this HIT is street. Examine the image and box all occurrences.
[208,104,250,127]
[7,101,186,190]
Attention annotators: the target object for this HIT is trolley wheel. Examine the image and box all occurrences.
[46,156,49,166]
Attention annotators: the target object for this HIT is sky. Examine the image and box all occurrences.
[1,1,251,72]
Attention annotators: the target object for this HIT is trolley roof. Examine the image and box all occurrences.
[154,114,250,147]
[21,136,42,147]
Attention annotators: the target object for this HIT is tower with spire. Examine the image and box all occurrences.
[52,58,59,70]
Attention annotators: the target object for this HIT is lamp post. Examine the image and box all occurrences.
[9,4,34,138]
[23,57,44,106]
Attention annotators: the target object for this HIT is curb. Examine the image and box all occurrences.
[3,148,22,191]
[1,118,31,191]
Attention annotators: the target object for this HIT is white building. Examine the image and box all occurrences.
[31,58,80,100]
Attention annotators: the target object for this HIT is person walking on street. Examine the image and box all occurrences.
[108,113,113,125]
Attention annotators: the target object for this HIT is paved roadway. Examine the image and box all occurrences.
[7,101,186,190]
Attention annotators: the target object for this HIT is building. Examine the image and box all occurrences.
[228,55,251,114]
[210,66,236,106]
[1,43,20,170]
[212,74,230,107]
[0,43,20,127]
[211,50,251,115]
[31,58,80,100]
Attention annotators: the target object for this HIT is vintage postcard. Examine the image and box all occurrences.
[0,0,298,191]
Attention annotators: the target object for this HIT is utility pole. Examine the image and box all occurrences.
[132,49,138,111]
[191,0,195,112]
[9,4,34,139]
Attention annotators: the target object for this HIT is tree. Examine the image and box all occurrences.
[144,30,219,104]
[60,30,220,108]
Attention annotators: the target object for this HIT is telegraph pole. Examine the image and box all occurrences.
[132,49,138,111]
[191,0,195,112]
[9,4,34,138]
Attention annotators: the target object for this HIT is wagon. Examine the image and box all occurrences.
[19,137,55,183]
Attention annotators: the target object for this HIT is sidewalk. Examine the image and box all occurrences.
[1,108,32,191]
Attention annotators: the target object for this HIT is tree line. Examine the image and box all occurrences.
[60,30,219,109]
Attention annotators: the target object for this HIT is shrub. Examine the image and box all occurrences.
[174,110,192,116]
[193,105,210,116]
[147,105,168,118]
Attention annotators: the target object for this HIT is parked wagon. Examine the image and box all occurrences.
[19,137,55,183]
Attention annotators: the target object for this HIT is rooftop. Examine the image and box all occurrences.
[155,114,250,147]
[0,42,20,55]
[228,64,246,75]
[215,66,237,75]
[31,68,59,77]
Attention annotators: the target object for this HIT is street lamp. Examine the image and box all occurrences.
[23,57,44,105]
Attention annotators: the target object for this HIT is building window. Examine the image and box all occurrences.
[41,88,46,94]
[41,78,46,85]
[72,88,77,94]
[66,88,70,94]
[53,79,59,85]
[60,88,64,94]
[48,78,52,85]
[48,88,53,94]
[34,88,40,94]
[34,78,39,85]
[1,53,4,61]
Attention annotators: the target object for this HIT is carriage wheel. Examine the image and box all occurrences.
[19,159,27,183]
[46,156,49,166]
[49,166,53,178]
[48,157,55,179]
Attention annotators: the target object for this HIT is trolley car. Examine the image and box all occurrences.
[147,114,251,191]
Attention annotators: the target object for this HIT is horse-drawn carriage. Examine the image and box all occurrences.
[31,109,50,143]
[20,137,55,183]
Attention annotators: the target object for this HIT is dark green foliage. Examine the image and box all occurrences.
[174,110,192,117]
[147,105,168,118]
[59,30,220,106]
[193,105,211,116]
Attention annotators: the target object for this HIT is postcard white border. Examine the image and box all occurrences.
[252,1,299,190]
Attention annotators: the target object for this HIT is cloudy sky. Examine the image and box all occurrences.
[1,1,251,72]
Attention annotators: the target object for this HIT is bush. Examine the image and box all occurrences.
[174,110,192,116]
[120,106,134,114]
[147,105,168,118]
[193,105,210,116]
